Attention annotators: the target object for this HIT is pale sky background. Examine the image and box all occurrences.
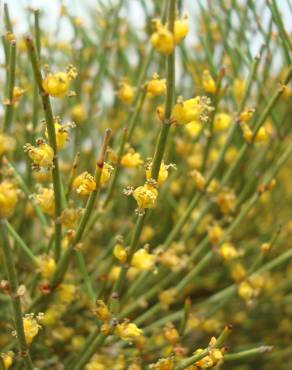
[2,0,291,41]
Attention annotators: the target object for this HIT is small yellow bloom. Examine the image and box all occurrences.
[57,284,77,303]
[151,21,175,55]
[150,357,174,370]
[146,161,169,186]
[208,225,223,245]
[213,113,231,132]
[239,108,255,122]
[216,188,236,214]
[36,254,56,279]
[100,163,113,186]
[185,120,202,138]
[132,248,155,271]
[172,96,213,125]
[71,103,86,124]
[94,300,111,321]
[233,78,245,103]
[174,14,189,44]
[190,169,206,191]
[22,314,42,345]
[117,82,134,104]
[113,244,128,263]
[121,151,143,168]
[254,126,269,143]
[42,65,77,98]
[0,133,16,156]
[12,86,25,103]
[24,141,54,168]
[219,242,239,261]
[35,187,55,216]
[115,321,143,341]
[73,171,96,195]
[202,69,216,94]
[1,351,14,369]
[146,73,167,98]
[45,119,69,150]
[238,280,254,302]
[0,181,18,219]
[133,184,158,209]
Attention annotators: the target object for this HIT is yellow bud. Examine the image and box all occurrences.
[117,82,134,104]
[113,244,128,263]
[146,161,169,186]
[133,184,158,209]
[73,171,96,195]
[132,248,155,271]
[202,70,216,93]
[0,181,18,219]
[151,22,175,55]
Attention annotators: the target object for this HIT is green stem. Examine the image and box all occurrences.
[25,36,63,261]
[224,346,273,361]
[4,220,37,264]
[50,129,111,291]
[0,222,34,370]
[3,40,16,132]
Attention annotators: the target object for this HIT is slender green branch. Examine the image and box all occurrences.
[0,222,34,370]
[25,35,63,261]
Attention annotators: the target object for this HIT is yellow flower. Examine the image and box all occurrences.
[216,188,236,214]
[12,86,25,103]
[57,284,77,303]
[238,280,254,302]
[146,161,169,186]
[36,254,56,279]
[132,248,155,271]
[1,351,14,369]
[219,242,239,261]
[202,69,216,93]
[190,169,206,191]
[213,113,231,132]
[150,357,174,370]
[24,141,54,168]
[0,133,16,156]
[42,65,77,98]
[100,163,113,186]
[254,126,269,143]
[133,184,158,209]
[117,82,134,104]
[151,21,175,55]
[71,103,86,124]
[22,314,42,345]
[115,321,143,341]
[121,152,143,168]
[172,96,213,125]
[35,187,55,216]
[208,225,223,245]
[146,73,167,98]
[239,108,255,122]
[113,244,128,263]
[73,171,96,195]
[45,119,69,150]
[185,120,202,138]
[0,181,18,219]
[174,15,189,44]
[94,300,111,321]
[233,78,245,103]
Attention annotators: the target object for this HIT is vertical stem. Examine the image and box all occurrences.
[3,40,16,132]
[25,36,63,261]
[0,222,34,370]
